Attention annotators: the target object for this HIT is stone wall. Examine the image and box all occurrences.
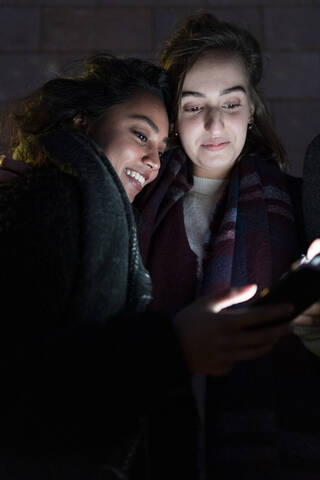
[1,0,319,174]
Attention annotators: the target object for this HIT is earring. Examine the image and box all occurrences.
[170,123,179,140]
[73,113,88,130]
[248,116,254,131]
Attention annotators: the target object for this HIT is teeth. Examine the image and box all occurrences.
[125,169,146,186]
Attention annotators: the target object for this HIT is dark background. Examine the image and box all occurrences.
[0,0,319,176]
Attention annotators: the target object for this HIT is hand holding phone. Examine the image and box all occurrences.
[250,254,320,327]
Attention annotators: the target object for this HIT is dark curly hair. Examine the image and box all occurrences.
[5,53,171,166]
[160,12,287,167]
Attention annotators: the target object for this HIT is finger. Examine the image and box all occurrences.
[307,238,320,260]
[224,302,294,330]
[221,321,291,352]
[211,284,257,313]
[232,341,277,363]
[293,314,320,327]
[211,337,279,371]
[300,301,320,316]
[210,363,235,377]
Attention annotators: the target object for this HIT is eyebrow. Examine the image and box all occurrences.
[181,85,247,98]
[130,114,169,145]
[221,85,247,95]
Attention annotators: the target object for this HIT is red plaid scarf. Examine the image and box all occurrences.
[135,147,299,313]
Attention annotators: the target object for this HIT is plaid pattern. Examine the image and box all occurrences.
[136,148,299,312]
[201,153,297,298]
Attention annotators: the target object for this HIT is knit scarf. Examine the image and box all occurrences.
[201,149,299,297]
[42,131,152,321]
[136,147,299,313]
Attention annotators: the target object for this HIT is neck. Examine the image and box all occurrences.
[192,164,230,180]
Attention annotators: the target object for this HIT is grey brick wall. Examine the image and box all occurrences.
[0,0,319,175]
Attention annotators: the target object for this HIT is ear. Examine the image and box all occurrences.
[169,122,175,134]
[72,114,89,132]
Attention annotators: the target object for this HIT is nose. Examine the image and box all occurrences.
[142,148,161,171]
[204,107,224,133]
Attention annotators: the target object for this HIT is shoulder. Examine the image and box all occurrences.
[305,134,320,161]
[245,154,300,195]
[304,134,320,177]
[303,134,320,193]
[0,156,32,181]
[0,163,80,238]
[303,135,320,243]
[284,173,304,234]
[135,147,192,208]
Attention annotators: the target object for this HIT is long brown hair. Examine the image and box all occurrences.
[160,12,287,168]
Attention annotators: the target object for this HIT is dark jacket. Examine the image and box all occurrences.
[303,134,320,244]
[0,132,191,479]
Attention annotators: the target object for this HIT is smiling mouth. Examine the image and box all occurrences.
[125,168,146,186]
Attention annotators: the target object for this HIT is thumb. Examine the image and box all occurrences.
[211,284,257,313]
[307,238,320,261]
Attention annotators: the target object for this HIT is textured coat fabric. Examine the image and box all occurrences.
[303,134,320,244]
[0,132,192,479]
[135,147,320,479]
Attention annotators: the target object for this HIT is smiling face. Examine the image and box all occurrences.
[89,91,169,202]
[178,51,254,179]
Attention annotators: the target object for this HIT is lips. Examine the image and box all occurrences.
[202,138,230,151]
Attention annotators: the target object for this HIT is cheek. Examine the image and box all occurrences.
[238,122,249,149]
[103,139,128,175]
[229,116,248,146]
[179,116,199,134]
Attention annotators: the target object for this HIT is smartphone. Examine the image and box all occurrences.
[249,253,320,327]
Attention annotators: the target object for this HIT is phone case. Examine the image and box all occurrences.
[250,254,320,326]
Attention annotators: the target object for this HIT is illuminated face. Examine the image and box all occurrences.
[178,51,254,179]
[90,91,169,202]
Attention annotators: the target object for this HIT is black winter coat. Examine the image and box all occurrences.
[0,132,191,479]
[303,134,320,244]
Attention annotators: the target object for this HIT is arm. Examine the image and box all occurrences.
[0,169,191,452]
[0,155,32,180]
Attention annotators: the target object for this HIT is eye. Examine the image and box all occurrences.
[134,130,147,142]
[222,103,241,110]
[183,105,203,113]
